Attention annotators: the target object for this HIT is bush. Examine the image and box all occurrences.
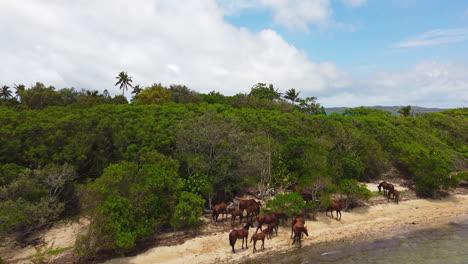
[78,155,183,255]
[338,179,372,208]
[170,191,205,230]
[266,192,307,216]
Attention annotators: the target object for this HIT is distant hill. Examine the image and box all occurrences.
[325,106,451,115]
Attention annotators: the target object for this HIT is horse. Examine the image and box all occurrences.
[250,228,269,252]
[291,221,309,248]
[212,202,228,223]
[271,212,288,224]
[387,189,400,204]
[267,221,278,238]
[256,214,277,233]
[386,183,395,194]
[290,216,305,238]
[246,204,260,222]
[231,209,243,225]
[326,201,344,221]
[239,199,261,211]
[229,222,253,253]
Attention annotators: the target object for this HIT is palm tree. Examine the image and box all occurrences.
[115,71,133,96]
[131,84,143,95]
[284,88,301,104]
[1,85,12,99]
[14,84,26,100]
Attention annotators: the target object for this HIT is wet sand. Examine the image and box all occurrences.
[103,194,468,264]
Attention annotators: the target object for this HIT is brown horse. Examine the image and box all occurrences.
[229,222,253,253]
[231,209,243,225]
[239,199,261,211]
[387,189,400,204]
[291,222,309,248]
[256,214,277,233]
[212,202,228,223]
[272,212,288,224]
[267,221,278,238]
[326,201,344,221]
[378,181,388,194]
[290,216,305,238]
[250,228,269,252]
[246,204,260,222]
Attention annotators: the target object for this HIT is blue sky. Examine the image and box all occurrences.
[1,0,467,107]
[226,0,468,70]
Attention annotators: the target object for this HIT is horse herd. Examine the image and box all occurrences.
[213,198,341,253]
[378,181,401,203]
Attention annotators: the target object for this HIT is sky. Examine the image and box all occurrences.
[1,0,468,108]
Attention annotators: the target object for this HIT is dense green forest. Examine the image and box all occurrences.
[0,80,467,257]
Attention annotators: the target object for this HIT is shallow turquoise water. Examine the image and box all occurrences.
[250,221,468,264]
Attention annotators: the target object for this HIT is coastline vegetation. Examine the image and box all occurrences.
[0,79,466,258]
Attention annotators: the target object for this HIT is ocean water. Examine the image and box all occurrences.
[247,221,468,264]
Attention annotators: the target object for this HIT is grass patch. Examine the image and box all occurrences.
[32,246,72,262]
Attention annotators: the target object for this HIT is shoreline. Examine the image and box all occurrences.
[103,194,468,264]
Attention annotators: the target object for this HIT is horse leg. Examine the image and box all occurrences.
[261,238,265,250]
[245,236,248,249]
[253,240,256,252]
[338,210,341,221]
[256,224,262,233]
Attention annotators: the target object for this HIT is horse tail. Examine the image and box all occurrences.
[212,209,216,220]
[229,232,236,247]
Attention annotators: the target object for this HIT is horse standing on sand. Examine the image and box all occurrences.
[267,221,278,238]
[212,202,228,223]
[246,204,260,222]
[387,189,400,204]
[271,212,288,224]
[290,216,305,238]
[239,199,261,211]
[326,201,344,221]
[231,209,243,225]
[291,221,309,248]
[229,222,253,253]
[255,214,278,233]
[250,228,269,252]
[378,181,395,195]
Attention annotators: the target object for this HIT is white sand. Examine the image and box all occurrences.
[104,194,468,264]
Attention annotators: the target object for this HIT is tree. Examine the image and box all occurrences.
[284,88,300,104]
[398,105,412,117]
[133,83,171,105]
[297,96,326,115]
[1,85,12,99]
[20,82,61,109]
[249,83,281,101]
[115,71,133,96]
[14,84,25,100]
[131,84,143,96]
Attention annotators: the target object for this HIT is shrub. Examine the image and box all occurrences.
[266,192,307,216]
[170,191,205,230]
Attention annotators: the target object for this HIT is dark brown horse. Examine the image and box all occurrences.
[387,189,400,204]
[378,181,395,195]
[291,222,309,248]
[256,214,277,233]
[229,222,253,253]
[290,216,305,238]
[267,221,278,238]
[239,199,261,211]
[326,201,344,221]
[272,212,288,224]
[246,204,260,222]
[231,209,243,225]
[212,202,228,223]
[250,228,269,252]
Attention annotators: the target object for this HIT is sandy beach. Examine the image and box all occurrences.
[103,193,468,264]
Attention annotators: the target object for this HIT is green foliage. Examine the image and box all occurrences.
[338,179,372,207]
[80,156,183,254]
[170,191,205,229]
[266,192,307,216]
[134,83,172,105]
[249,83,281,100]
[21,82,62,109]
[398,105,413,117]
[0,164,75,235]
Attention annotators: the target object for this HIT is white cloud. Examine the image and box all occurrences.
[218,0,333,30]
[0,0,347,97]
[340,0,367,7]
[395,28,468,48]
[320,61,468,108]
